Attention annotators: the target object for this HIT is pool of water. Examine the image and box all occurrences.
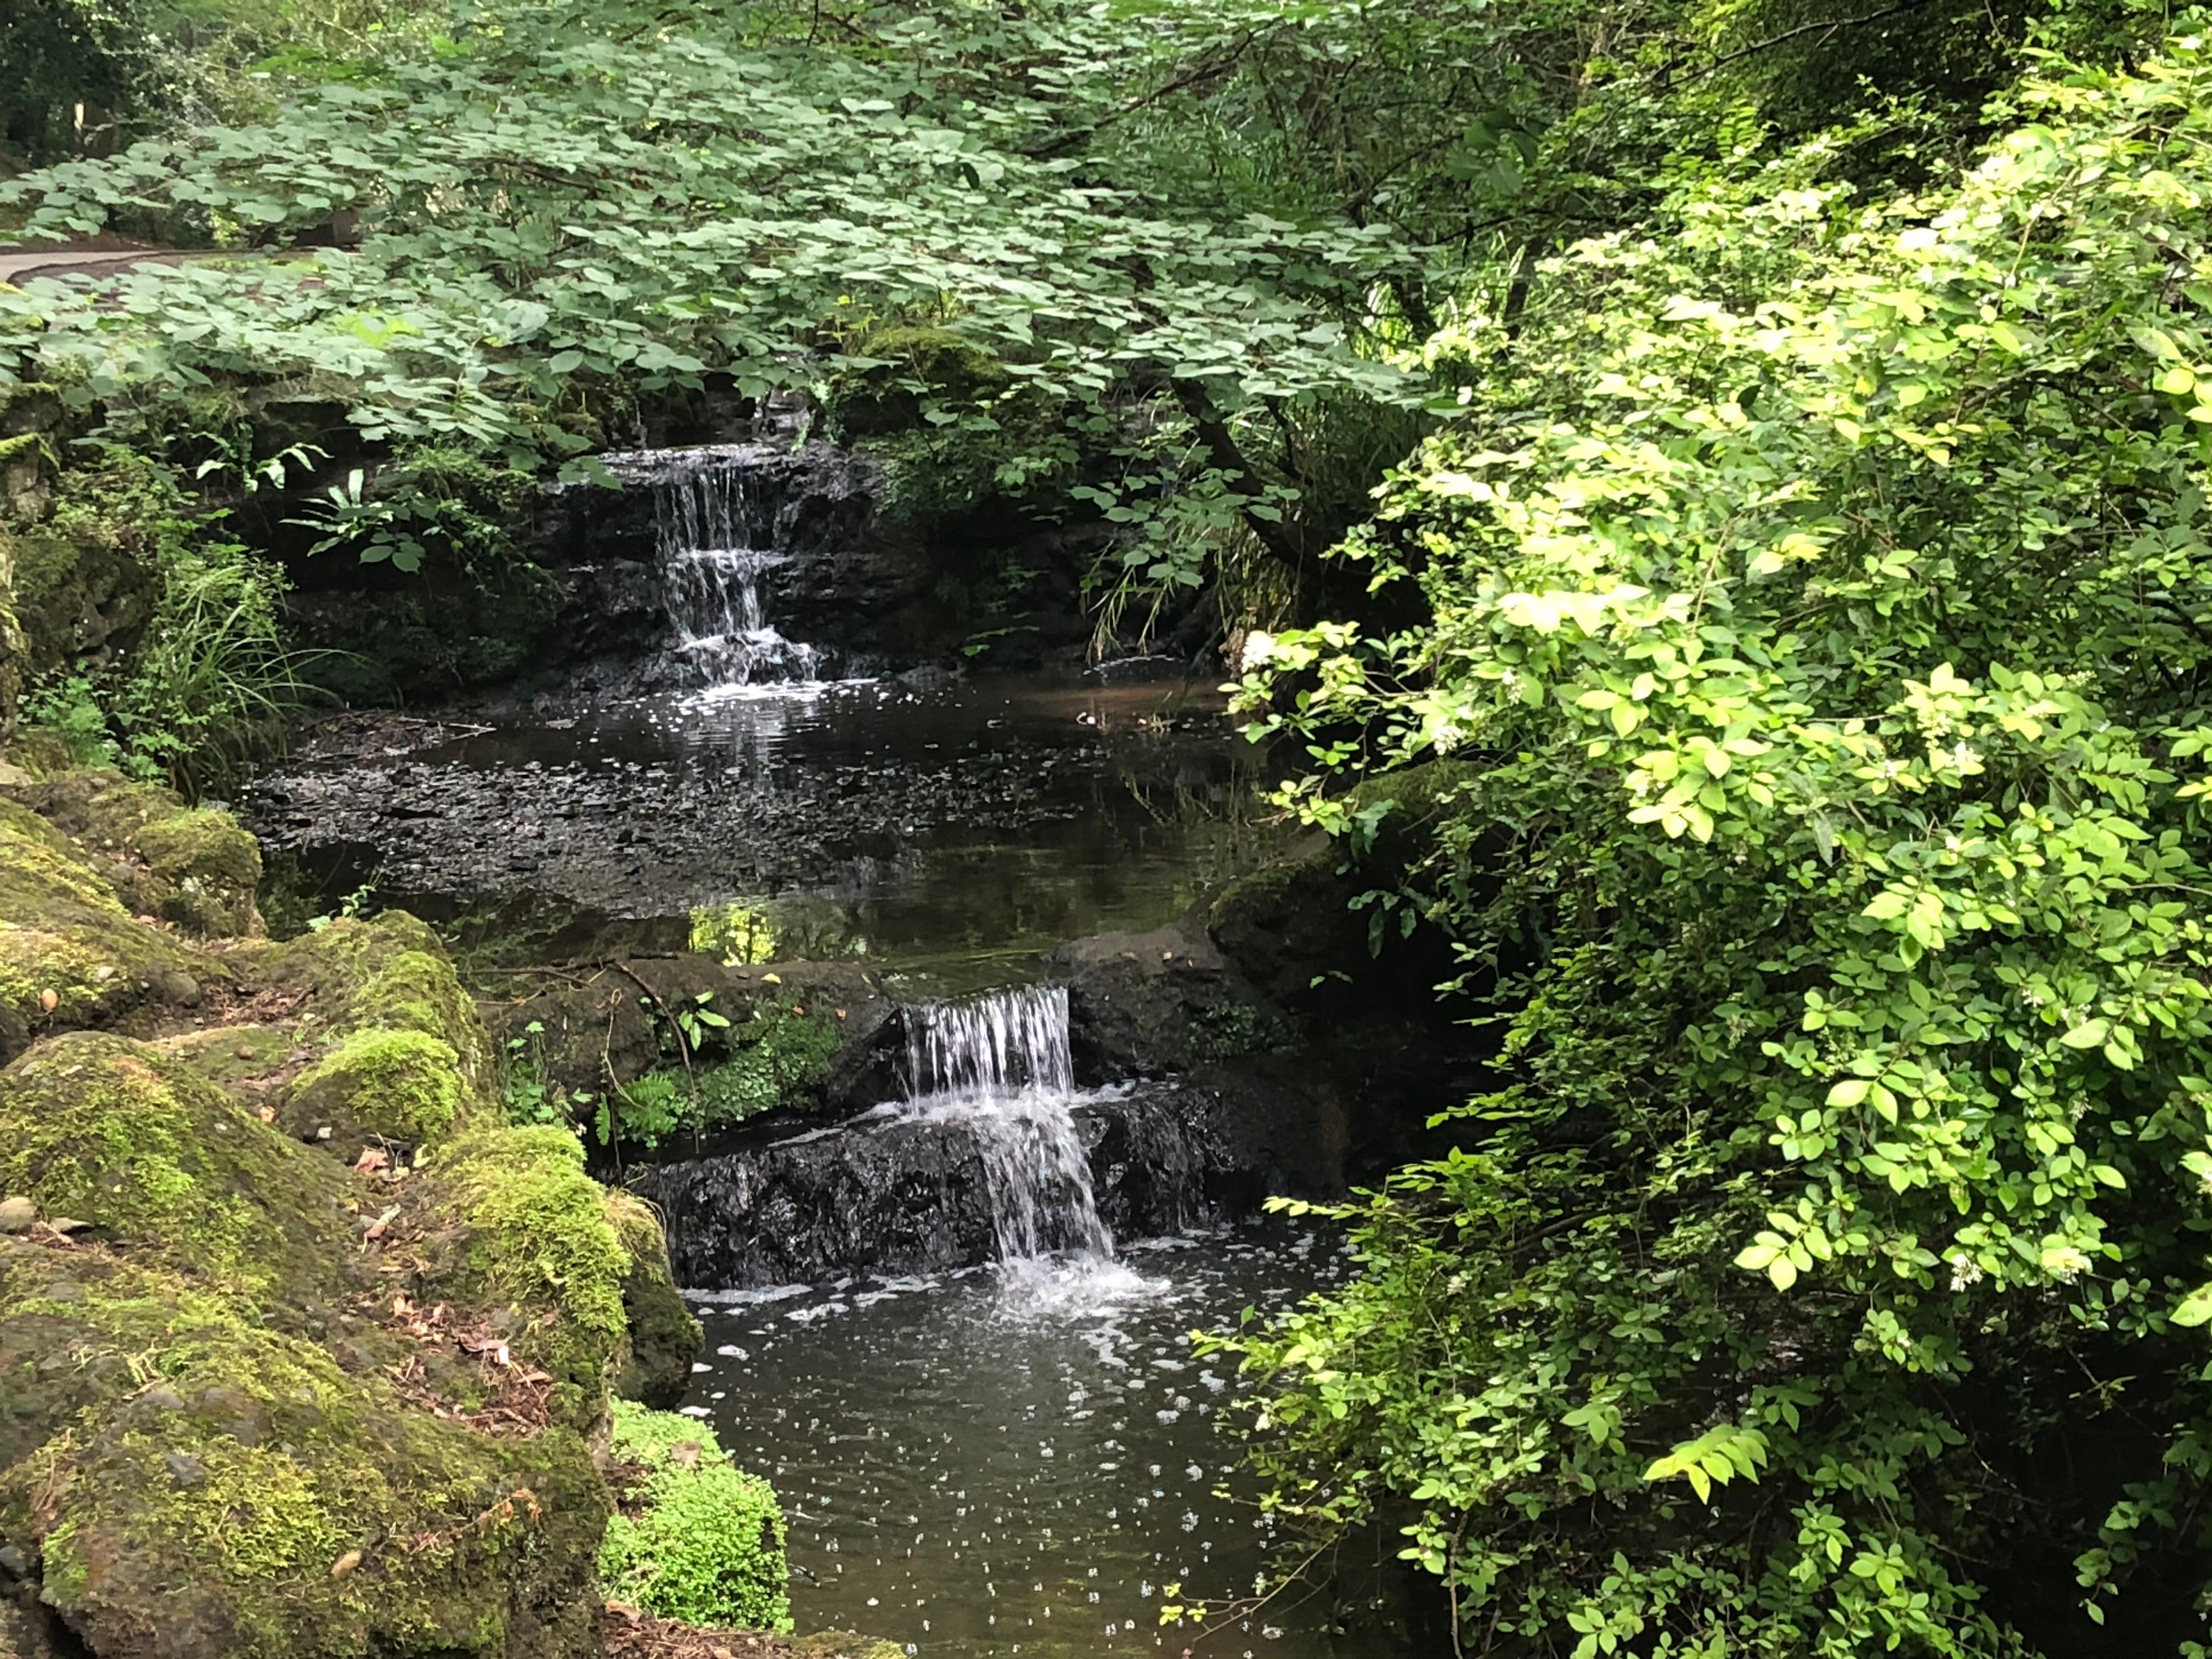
[686,1227,1408,1659]
[250,669,1282,993]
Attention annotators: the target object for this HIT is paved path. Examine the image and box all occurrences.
[0,242,233,284]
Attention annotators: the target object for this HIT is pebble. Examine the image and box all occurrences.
[0,1196,36,1233]
[163,1451,207,1489]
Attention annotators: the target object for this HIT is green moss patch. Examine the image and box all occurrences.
[241,915,497,1107]
[0,1032,353,1300]
[0,1240,608,1659]
[0,788,221,1058]
[600,1400,792,1632]
[129,806,264,936]
[289,1026,465,1147]
[412,1125,631,1427]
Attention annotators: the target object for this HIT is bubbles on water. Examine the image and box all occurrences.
[690,1219,1371,1657]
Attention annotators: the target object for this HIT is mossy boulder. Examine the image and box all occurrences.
[0,1240,609,1659]
[606,1192,701,1411]
[0,1033,354,1302]
[409,1126,633,1431]
[285,1026,466,1150]
[7,523,155,683]
[240,915,498,1108]
[5,770,263,939]
[827,326,1011,438]
[124,808,263,937]
[599,1401,791,1632]
[0,807,217,1060]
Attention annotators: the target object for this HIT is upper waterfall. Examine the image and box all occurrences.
[651,460,821,690]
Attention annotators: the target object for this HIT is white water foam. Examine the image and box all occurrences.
[897,984,1162,1311]
[652,464,825,691]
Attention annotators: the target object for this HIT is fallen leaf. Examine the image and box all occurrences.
[257,1105,276,1123]
[669,1440,702,1469]
[363,1204,400,1241]
[46,1217,89,1234]
[329,1550,362,1578]
[834,1007,847,1019]
[761,972,782,984]
[353,1147,390,1174]
[37,989,57,1013]
[791,1004,805,1015]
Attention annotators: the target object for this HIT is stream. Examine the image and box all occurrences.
[242,446,1414,1656]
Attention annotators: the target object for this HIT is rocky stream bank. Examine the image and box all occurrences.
[0,744,898,1659]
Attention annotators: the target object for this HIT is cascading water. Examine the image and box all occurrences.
[901,985,1116,1268]
[653,462,822,689]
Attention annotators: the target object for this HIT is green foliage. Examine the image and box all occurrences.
[598,1399,792,1632]
[0,0,1423,620]
[14,452,301,795]
[595,1001,842,1150]
[500,1018,588,1128]
[1221,26,2212,1657]
[688,900,781,967]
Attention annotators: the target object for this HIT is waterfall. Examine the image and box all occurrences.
[902,986,1114,1266]
[652,463,821,689]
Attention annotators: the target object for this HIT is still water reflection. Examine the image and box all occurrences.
[256,671,1281,993]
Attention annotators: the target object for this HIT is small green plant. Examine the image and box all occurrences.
[20,676,121,768]
[669,989,731,1052]
[501,1019,591,1128]
[303,876,379,934]
[594,1070,684,1150]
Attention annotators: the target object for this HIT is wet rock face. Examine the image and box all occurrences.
[630,1085,1233,1289]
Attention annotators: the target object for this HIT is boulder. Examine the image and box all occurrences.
[0,1240,608,1659]
[606,1191,702,1411]
[0,799,218,1061]
[0,1034,355,1304]
[7,764,264,938]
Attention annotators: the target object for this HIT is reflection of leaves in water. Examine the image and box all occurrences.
[689,899,782,964]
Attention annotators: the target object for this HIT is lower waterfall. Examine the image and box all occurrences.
[901,985,1115,1268]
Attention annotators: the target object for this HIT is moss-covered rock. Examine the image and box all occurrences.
[239,915,498,1108]
[0,1033,354,1302]
[286,1027,466,1150]
[0,807,216,1060]
[0,1239,609,1659]
[599,1401,791,1632]
[409,1126,632,1430]
[126,808,263,938]
[606,1192,701,1411]
[826,326,1011,439]
[4,769,264,939]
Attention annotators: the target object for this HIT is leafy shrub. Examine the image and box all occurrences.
[599,1400,792,1631]
[16,453,301,795]
[1223,32,2212,1657]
